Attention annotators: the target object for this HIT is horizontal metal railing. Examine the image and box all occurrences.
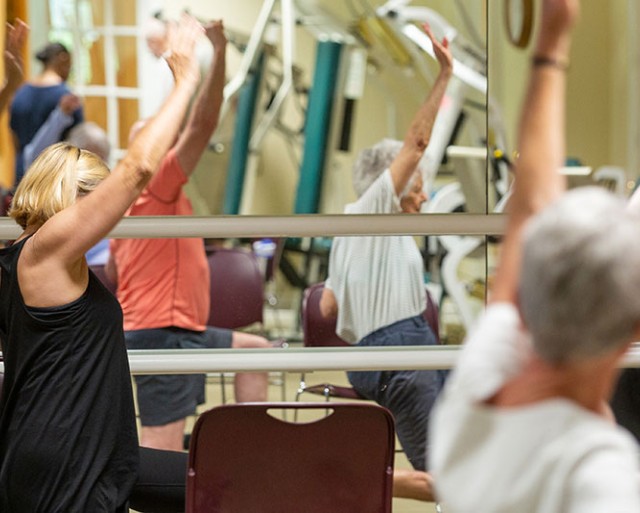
[0,214,505,239]
[2,344,640,375]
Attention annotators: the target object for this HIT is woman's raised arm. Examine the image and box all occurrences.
[31,14,203,264]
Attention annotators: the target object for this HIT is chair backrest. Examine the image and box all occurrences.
[186,402,395,513]
[302,282,349,348]
[302,282,440,347]
[207,247,264,330]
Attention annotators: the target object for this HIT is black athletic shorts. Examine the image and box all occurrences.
[125,326,233,426]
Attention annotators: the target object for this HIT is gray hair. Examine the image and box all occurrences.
[67,122,111,162]
[519,186,640,364]
[352,138,432,197]
[352,139,403,197]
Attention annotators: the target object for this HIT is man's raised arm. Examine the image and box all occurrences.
[174,20,227,176]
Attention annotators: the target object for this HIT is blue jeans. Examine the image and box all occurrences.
[347,315,445,471]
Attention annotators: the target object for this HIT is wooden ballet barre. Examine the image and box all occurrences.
[4,344,640,374]
[0,214,506,240]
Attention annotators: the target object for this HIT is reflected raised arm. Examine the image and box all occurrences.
[490,0,579,304]
[0,19,29,112]
[389,23,452,196]
[174,19,227,176]
[28,14,203,265]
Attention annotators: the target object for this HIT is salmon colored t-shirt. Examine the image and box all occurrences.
[110,149,209,331]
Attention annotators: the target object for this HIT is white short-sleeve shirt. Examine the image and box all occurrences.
[431,303,640,513]
[325,170,426,343]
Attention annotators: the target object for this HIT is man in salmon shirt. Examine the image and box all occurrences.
[108,19,270,451]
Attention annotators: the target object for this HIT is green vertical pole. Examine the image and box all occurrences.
[223,54,264,215]
[294,41,343,214]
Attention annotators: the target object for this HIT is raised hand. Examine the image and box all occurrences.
[423,23,452,76]
[540,0,580,35]
[58,93,82,115]
[536,0,580,62]
[5,18,29,88]
[164,13,202,87]
[204,20,227,51]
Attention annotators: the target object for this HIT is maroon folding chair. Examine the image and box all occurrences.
[206,247,286,402]
[296,282,441,403]
[207,247,264,330]
[296,282,364,401]
[186,402,395,513]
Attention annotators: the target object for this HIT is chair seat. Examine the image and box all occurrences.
[303,383,365,400]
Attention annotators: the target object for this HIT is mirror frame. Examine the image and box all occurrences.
[505,0,534,49]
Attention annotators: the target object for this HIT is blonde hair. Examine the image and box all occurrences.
[10,143,110,229]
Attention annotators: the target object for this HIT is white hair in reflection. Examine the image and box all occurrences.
[519,186,640,364]
[352,138,431,198]
[67,122,111,162]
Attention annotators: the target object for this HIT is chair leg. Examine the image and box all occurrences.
[280,372,287,401]
[295,373,307,402]
[220,373,227,404]
[323,386,332,418]
[294,374,307,421]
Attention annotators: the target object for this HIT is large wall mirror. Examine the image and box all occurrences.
[21,0,490,217]
[8,1,640,345]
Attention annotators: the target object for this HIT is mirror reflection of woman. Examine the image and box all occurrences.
[320,23,453,501]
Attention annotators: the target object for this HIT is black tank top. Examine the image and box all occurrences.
[0,237,138,512]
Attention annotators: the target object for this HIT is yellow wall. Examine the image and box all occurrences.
[489,1,632,176]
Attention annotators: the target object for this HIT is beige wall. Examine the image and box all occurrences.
[489,1,635,181]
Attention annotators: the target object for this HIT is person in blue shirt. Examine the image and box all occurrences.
[10,41,83,186]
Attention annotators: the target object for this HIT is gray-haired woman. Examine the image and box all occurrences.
[320,24,453,501]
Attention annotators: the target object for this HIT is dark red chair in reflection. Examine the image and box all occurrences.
[296,282,362,401]
[206,248,264,331]
[296,282,440,402]
[186,402,395,513]
[206,247,286,402]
